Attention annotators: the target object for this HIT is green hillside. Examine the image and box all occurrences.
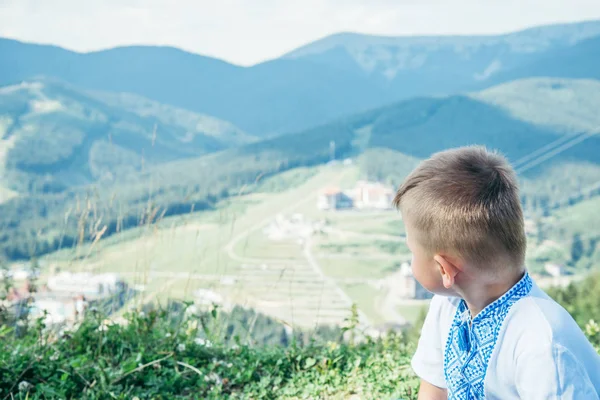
[0,79,250,196]
[0,78,599,260]
[90,91,255,146]
[473,78,600,133]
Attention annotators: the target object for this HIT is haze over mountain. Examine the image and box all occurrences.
[2,20,600,135]
[1,76,599,260]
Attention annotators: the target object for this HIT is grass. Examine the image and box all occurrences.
[29,163,421,332]
[396,304,428,327]
[37,166,382,327]
[255,166,318,193]
[317,257,400,280]
[342,283,387,325]
[360,218,405,237]
[43,166,340,270]
[324,213,404,237]
[549,197,600,237]
[0,309,421,400]
[232,231,305,261]
[316,239,410,258]
[473,78,600,133]
[525,196,600,273]
[297,204,405,239]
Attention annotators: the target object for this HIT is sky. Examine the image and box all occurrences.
[1,0,600,66]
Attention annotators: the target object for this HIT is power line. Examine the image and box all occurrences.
[513,132,586,168]
[516,131,599,175]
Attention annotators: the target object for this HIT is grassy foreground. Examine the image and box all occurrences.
[3,274,600,400]
[0,309,420,400]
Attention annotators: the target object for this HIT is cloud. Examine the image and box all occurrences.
[1,0,599,65]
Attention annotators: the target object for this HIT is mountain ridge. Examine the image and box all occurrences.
[284,19,600,60]
[0,78,250,195]
[2,19,600,135]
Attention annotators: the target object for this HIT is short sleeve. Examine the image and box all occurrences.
[515,343,599,400]
[411,295,448,389]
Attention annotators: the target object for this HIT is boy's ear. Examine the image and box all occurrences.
[433,254,461,289]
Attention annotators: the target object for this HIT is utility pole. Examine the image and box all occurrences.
[329,140,336,162]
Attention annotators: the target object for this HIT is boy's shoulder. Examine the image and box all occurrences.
[426,283,594,353]
[415,284,600,396]
[504,284,582,343]
[500,283,596,355]
[492,284,600,395]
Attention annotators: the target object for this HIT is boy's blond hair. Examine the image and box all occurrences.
[393,146,526,269]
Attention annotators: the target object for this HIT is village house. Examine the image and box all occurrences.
[545,263,566,278]
[25,272,131,326]
[351,181,395,210]
[391,262,432,300]
[47,272,126,297]
[317,181,396,211]
[317,187,354,210]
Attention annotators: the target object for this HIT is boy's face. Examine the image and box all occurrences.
[404,217,457,296]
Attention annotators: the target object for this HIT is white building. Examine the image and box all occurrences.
[317,187,354,210]
[352,181,395,210]
[47,272,125,298]
[0,264,41,281]
[545,263,566,278]
[392,263,431,300]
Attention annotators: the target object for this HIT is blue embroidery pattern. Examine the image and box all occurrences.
[443,272,533,399]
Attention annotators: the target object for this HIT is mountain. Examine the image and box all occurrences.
[284,20,600,98]
[2,20,600,135]
[0,39,388,136]
[488,35,600,84]
[1,77,599,260]
[0,79,251,195]
[285,20,600,73]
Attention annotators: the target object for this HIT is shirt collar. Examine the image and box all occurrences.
[456,271,533,325]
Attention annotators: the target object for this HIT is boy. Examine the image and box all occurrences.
[393,146,600,399]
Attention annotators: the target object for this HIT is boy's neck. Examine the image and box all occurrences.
[462,269,525,319]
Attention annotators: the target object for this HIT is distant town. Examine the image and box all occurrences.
[318,180,396,211]
[0,176,579,333]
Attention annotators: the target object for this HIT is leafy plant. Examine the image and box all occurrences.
[0,307,420,399]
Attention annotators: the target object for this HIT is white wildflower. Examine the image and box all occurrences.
[585,320,600,337]
[204,372,222,385]
[194,338,212,347]
[165,333,172,338]
[18,381,33,392]
[177,343,186,352]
